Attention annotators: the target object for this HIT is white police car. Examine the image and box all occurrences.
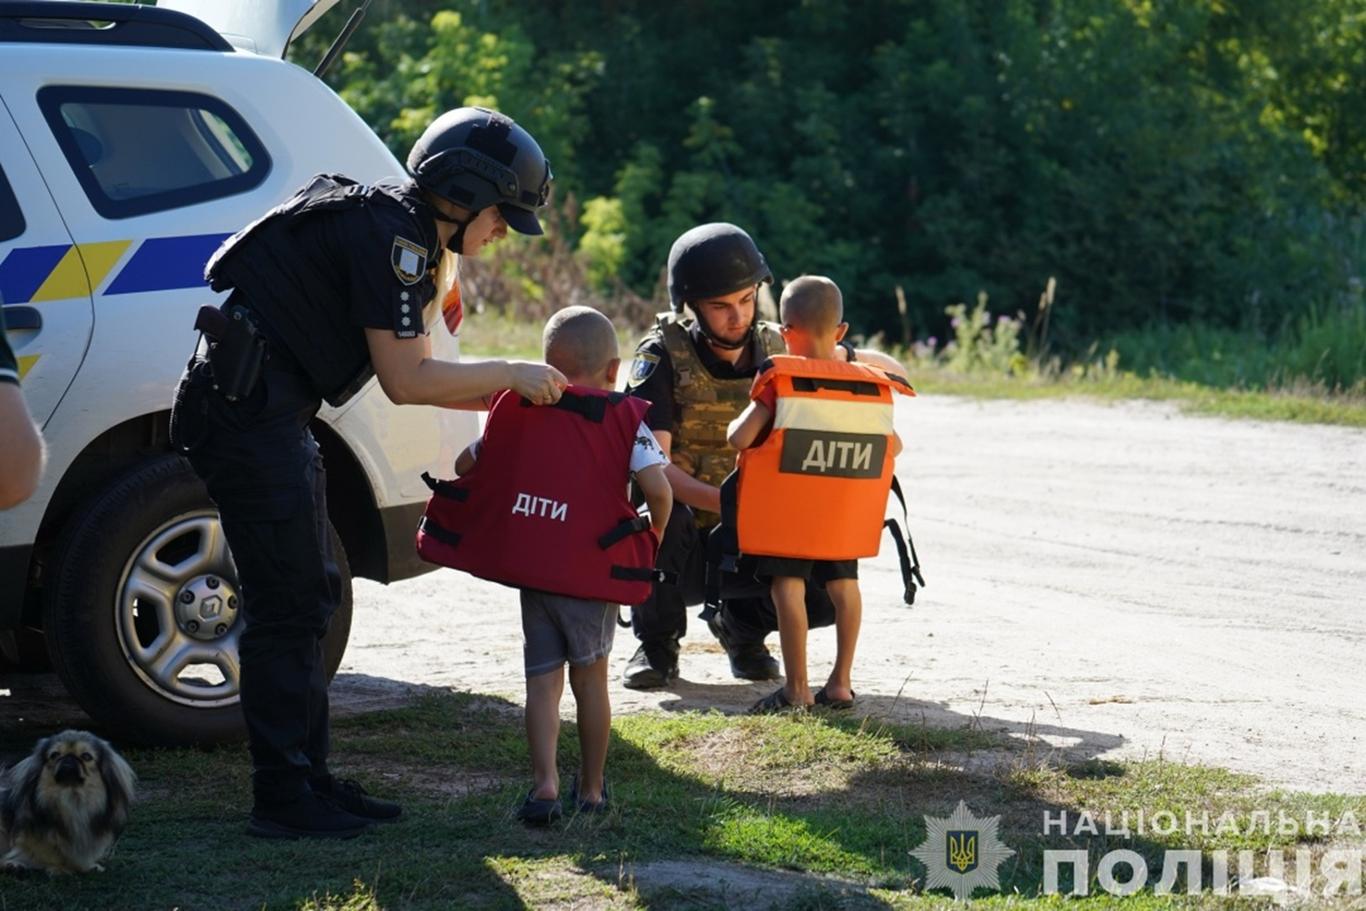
[0,1,477,743]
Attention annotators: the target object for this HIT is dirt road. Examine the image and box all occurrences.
[339,396,1366,794]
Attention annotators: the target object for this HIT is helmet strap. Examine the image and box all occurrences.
[431,208,475,254]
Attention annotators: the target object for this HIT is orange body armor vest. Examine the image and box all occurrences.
[734,355,915,560]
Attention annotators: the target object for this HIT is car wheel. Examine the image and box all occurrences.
[42,454,352,745]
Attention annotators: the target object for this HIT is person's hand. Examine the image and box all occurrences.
[509,361,567,405]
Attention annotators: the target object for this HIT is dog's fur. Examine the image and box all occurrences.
[0,730,135,873]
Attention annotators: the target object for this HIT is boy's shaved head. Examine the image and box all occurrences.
[542,306,619,379]
[779,275,844,334]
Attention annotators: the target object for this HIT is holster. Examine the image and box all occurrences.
[195,303,267,402]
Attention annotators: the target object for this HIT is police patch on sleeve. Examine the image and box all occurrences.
[630,352,660,384]
[391,236,428,286]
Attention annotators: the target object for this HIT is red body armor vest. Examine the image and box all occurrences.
[415,386,659,604]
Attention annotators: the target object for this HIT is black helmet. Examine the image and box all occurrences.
[407,107,552,235]
[667,222,773,313]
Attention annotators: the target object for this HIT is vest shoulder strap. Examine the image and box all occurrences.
[655,312,704,379]
[751,354,916,402]
[205,174,367,288]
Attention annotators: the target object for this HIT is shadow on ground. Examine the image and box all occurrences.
[2,662,1168,910]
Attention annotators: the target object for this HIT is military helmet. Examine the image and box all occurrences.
[407,107,553,235]
[667,222,773,312]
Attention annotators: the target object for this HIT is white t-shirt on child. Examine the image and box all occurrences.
[629,421,668,475]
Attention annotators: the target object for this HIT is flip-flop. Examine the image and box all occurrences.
[749,686,801,715]
[814,686,856,710]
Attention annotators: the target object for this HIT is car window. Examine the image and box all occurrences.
[0,164,24,242]
[38,86,269,219]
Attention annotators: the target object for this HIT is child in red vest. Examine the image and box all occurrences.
[455,306,672,823]
[727,276,903,713]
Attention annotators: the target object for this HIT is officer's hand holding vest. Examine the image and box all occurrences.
[509,361,567,405]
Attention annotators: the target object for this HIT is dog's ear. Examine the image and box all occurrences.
[94,738,136,834]
[1,737,50,832]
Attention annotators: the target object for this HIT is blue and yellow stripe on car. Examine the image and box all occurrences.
[0,232,229,304]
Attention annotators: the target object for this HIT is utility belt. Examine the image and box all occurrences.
[193,299,307,401]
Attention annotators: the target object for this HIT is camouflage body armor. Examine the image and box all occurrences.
[655,311,784,526]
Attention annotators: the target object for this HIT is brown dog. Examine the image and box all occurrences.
[0,730,136,873]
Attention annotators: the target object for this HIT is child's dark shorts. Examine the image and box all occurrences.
[520,590,617,677]
[753,557,859,585]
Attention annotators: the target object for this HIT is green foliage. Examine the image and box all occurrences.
[292,0,1363,361]
[1106,298,1366,391]
[577,196,626,291]
[943,296,1030,376]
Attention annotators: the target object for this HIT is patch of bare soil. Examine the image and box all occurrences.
[614,859,888,910]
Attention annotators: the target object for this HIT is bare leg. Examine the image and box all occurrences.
[823,578,862,703]
[771,576,813,705]
[567,657,611,803]
[525,667,564,800]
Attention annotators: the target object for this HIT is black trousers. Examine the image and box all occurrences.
[631,502,835,646]
[171,355,340,805]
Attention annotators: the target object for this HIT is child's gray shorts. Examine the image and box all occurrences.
[520,590,617,678]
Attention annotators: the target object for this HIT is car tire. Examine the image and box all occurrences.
[42,454,352,745]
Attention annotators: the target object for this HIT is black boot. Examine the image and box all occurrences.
[311,775,403,822]
[247,791,374,839]
[622,640,679,689]
[707,613,780,681]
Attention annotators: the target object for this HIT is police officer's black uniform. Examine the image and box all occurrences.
[170,174,437,836]
[624,321,840,676]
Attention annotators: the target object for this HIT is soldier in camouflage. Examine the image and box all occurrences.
[622,223,896,689]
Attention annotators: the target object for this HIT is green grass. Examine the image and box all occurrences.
[458,309,637,363]
[458,311,1366,428]
[2,692,1361,910]
[905,365,1366,427]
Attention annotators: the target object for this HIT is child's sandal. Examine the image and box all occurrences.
[814,686,856,711]
[748,687,802,715]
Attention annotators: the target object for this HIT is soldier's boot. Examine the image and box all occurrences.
[622,639,680,690]
[707,613,781,681]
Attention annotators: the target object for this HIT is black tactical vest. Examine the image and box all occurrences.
[206,174,435,407]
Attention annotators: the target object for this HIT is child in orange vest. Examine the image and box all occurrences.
[455,306,673,822]
[727,276,903,712]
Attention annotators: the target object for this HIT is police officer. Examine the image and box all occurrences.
[169,107,563,839]
[622,223,898,689]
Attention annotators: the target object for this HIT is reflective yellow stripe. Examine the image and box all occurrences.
[772,397,893,434]
[29,240,132,302]
[17,354,39,380]
[78,240,133,292]
[29,246,89,302]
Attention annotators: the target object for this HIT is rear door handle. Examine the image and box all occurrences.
[2,305,41,331]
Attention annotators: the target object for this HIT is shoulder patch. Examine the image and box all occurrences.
[391,236,427,286]
[630,351,661,384]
